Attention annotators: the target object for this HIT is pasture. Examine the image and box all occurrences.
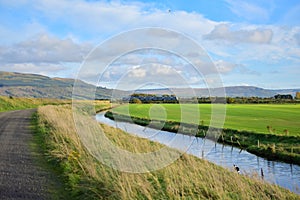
[111,104,300,136]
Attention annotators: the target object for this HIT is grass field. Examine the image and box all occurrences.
[111,104,300,136]
[108,104,300,165]
[34,104,299,199]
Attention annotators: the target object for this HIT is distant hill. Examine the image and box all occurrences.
[0,71,125,99]
[0,71,299,99]
[223,86,299,98]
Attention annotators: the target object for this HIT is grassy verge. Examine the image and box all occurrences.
[35,104,299,199]
[31,112,73,199]
[218,128,300,165]
[105,111,300,165]
[0,95,111,113]
[0,96,70,112]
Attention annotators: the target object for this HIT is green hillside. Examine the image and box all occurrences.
[0,71,115,99]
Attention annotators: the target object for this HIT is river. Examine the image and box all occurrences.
[96,113,300,194]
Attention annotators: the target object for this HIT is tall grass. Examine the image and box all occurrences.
[35,104,299,199]
[0,96,70,112]
[0,95,110,112]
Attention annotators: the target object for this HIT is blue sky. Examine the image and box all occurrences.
[0,0,300,89]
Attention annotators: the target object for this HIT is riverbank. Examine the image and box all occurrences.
[105,111,300,165]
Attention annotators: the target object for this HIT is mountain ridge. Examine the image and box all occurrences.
[0,71,299,99]
[136,86,300,98]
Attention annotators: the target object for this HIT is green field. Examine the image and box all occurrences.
[112,104,300,136]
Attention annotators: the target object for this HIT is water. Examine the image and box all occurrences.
[96,113,300,194]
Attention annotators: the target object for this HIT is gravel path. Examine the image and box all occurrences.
[0,109,51,200]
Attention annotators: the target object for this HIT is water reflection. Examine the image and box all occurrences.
[96,113,300,194]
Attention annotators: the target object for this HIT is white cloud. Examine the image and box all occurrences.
[204,24,273,44]
[0,33,92,64]
[28,0,216,42]
[0,0,216,82]
[0,0,299,89]
[215,60,238,73]
[128,66,147,78]
[0,63,66,77]
[233,26,300,63]
[154,65,173,75]
[98,62,207,90]
[214,60,260,76]
[0,33,90,78]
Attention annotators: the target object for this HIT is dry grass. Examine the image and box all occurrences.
[36,104,299,200]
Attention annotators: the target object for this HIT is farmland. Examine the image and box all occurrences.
[111,104,300,136]
[108,104,300,164]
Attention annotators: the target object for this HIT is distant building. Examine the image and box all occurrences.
[274,94,293,100]
[296,92,300,99]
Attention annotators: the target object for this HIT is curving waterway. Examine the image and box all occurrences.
[96,113,300,194]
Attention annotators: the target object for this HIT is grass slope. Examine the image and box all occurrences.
[35,104,299,199]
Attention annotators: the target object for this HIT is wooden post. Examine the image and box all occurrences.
[261,168,264,179]
[257,140,260,148]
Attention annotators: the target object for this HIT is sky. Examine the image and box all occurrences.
[0,0,300,89]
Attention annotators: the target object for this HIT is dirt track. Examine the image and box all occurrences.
[0,109,50,200]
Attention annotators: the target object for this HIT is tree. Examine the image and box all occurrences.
[131,98,142,104]
[226,97,235,104]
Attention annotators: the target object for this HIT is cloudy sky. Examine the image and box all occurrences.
[0,0,300,89]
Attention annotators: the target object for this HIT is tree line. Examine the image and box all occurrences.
[123,93,300,104]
